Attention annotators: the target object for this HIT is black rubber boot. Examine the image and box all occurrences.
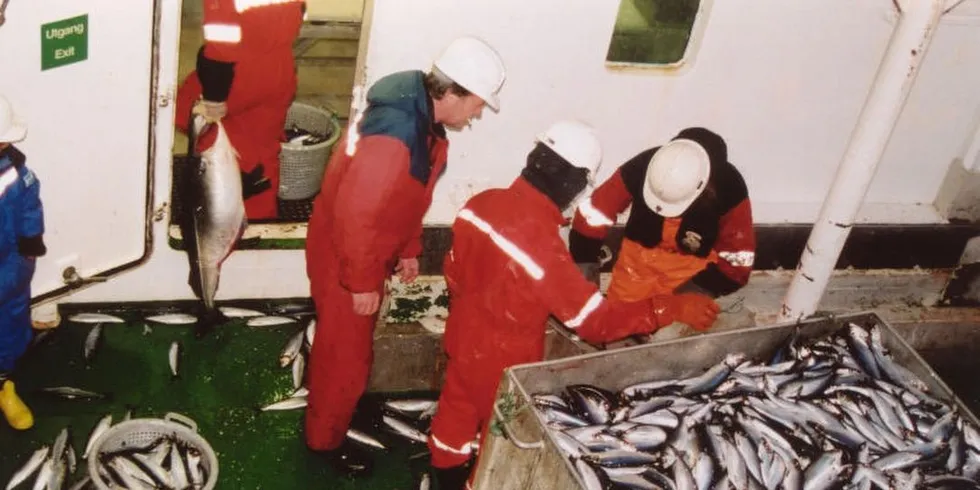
[316,440,375,478]
[433,464,472,490]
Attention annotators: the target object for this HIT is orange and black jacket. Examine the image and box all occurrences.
[570,127,756,297]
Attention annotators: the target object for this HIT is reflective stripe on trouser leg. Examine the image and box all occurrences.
[429,365,480,468]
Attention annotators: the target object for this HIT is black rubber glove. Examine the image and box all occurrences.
[196,47,235,103]
[17,235,46,258]
[241,165,272,199]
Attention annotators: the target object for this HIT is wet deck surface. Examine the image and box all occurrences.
[0,310,435,489]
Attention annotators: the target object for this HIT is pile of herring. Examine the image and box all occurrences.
[532,322,980,490]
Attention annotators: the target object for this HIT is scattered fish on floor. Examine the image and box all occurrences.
[385,399,439,420]
[347,429,388,451]
[533,321,980,490]
[5,427,75,490]
[304,318,316,348]
[279,329,305,368]
[68,313,125,324]
[246,316,296,327]
[291,353,305,390]
[260,396,308,412]
[217,306,265,318]
[168,341,181,379]
[82,323,103,366]
[38,387,108,401]
[145,313,199,326]
[382,415,429,445]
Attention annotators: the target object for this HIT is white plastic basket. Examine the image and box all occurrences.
[87,412,219,490]
[278,102,342,200]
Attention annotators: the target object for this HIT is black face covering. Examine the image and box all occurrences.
[521,143,590,211]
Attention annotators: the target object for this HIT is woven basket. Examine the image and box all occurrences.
[278,102,341,200]
[87,412,219,490]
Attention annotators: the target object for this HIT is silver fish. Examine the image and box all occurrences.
[187,447,205,486]
[382,415,428,444]
[385,399,439,416]
[305,318,316,347]
[69,313,125,324]
[41,387,107,401]
[574,458,604,490]
[67,476,92,490]
[291,386,309,398]
[218,306,265,318]
[618,425,668,451]
[169,341,181,377]
[566,385,614,425]
[5,446,49,490]
[292,352,305,389]
[145,313,198,325]
[246,315,297,327]
[84,414,113,459]
[261,396,308,411]
[83,323,103,364]
[418,472,431,490]
[30,459,53,490]
[280,329,305,368]
[347,429,387,450]
[178,117,246,333]
[167,442,189,489]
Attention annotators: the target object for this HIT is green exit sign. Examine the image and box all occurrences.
[41,14,89,71]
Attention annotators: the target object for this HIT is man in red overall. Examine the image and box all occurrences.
[303,36,506,477]
[174,0,306,220]
[570,127,756,305]
[426,121,720,489]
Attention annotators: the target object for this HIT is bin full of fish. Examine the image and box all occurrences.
[86,412,218,490]
[530,320,980,490]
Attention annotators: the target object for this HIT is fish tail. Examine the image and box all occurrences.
[193,305,228,340]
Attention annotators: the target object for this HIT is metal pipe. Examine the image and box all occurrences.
[778,0,945,322]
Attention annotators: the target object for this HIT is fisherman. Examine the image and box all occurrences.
[303,36,507,477]
[174,0,305,220]
[426,121,721,489]
[0,95,46,431]
[570,127,756,310]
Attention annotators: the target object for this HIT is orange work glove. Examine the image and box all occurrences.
[652,293,720,332]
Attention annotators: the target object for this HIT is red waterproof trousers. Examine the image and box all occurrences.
[303,241,382,450]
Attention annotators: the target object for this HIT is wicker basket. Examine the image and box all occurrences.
[278,102,342,200]
[87,412,219,490]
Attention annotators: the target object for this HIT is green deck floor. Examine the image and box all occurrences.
[1,308,435,489]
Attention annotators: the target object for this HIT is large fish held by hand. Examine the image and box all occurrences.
[178,114,247,338]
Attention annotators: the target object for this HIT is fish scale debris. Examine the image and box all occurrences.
[534,321,980,490]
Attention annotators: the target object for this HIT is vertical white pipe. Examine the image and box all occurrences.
[962,107,980,172]
[778,0,945,322]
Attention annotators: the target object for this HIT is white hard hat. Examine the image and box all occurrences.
[643,139,711,217]
[433,36,506,111]
[0,96,27,143]
[535,120,602,176]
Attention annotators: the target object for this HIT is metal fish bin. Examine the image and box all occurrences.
[470,311,980,490]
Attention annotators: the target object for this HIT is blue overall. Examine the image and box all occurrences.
[0,146,43,374]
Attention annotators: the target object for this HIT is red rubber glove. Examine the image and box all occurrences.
[652,293,720,332]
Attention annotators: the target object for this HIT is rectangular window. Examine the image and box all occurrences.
[606,0,701,66]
